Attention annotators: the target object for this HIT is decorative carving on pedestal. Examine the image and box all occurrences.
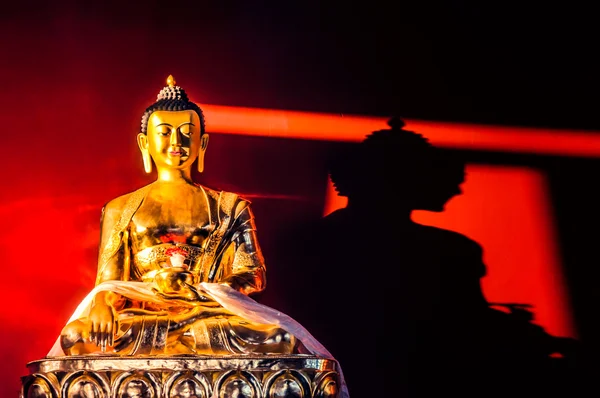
[20,355,341,398]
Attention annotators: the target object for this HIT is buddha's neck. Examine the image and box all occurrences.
[156,167,193,184]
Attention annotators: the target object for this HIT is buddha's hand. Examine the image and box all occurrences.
[88,300,116,352]
[153,269,213,304]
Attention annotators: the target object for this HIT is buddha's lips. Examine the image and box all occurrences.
[169,150,184,156]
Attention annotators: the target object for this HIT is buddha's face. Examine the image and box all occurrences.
[138,110,207,170]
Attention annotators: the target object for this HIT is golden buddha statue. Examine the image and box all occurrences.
[48,76,310,358]
[21,75,346,398]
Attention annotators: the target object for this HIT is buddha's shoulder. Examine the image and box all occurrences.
[101,184,154,212]
[201,185,248,203]
[200,185,251,216]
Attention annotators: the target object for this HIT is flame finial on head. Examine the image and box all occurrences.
[156,75,189,102]
[166,74,176,88]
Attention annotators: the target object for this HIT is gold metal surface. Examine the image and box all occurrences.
[21,356,341,398]
[167,74,176,88]
[57,76,298,357]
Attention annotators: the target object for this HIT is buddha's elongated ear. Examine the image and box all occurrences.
[137,133,153,174]
[197,134,209,173]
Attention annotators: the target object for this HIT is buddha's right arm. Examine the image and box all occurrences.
[93,198,131,311]
[83,198,134,349]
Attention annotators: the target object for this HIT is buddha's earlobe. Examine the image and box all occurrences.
[142,151,153,174]
[197,134,209,173]
[137,133,153,174]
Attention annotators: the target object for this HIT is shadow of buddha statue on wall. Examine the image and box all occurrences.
[274,117,584,397]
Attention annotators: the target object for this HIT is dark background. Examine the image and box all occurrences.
[3,0,598,130]
[2,0,600,395]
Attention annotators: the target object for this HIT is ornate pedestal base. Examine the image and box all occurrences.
[21,355,341,398]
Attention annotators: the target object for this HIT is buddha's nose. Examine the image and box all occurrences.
[170,130,182,147]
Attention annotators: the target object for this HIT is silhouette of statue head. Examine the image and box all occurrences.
[329,117,465,212]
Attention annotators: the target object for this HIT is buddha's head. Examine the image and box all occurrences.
[137,75,209,174]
